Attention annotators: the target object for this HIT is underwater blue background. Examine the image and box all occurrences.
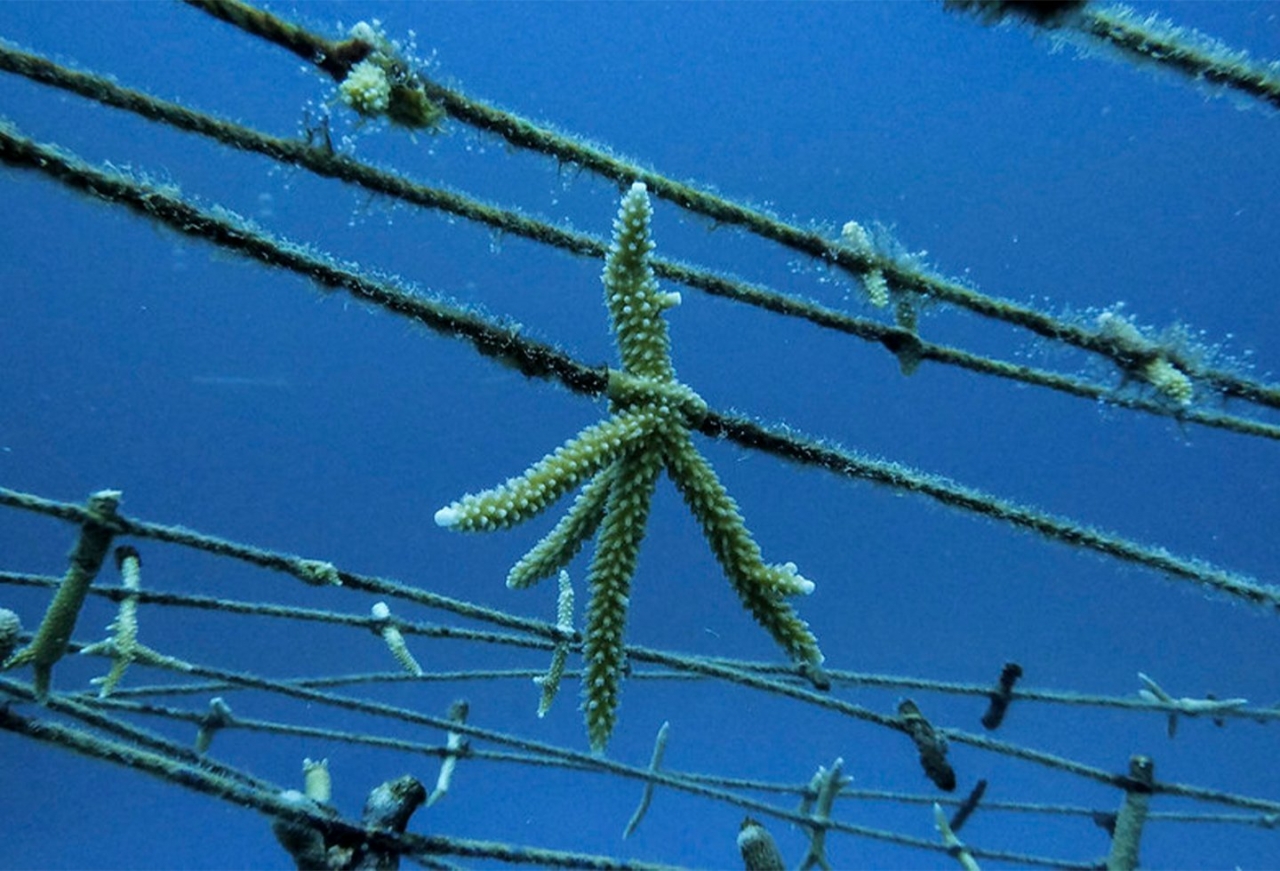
[1,2,1278,868]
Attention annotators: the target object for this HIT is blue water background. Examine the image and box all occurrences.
[1,2,1278,868]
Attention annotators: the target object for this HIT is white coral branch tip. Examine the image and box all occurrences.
[780,562,816,595]
[434,505,461,527]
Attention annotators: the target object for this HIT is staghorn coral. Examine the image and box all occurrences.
[436,182,824,751]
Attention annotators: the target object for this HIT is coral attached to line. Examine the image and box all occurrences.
[436,182,823,751]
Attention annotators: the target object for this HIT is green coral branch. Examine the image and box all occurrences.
[582,449,663,750]
[661,429,823,667]
[662,429,815,599]
[81,545,144,697]
[602,187,679,382]
[534,570,575,717]
[438,182,823,751]
[508,464,617,590]
[435,408,658,532]
[4,490,122,700]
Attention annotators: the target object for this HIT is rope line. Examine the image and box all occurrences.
[10,622,1269,866]
[2,44,1274,441]
[1078,4,1280,111]
[181,0,1280,416]
[0,665,1095,868]
[0,649,1054,865]
[0,695,676,870]
[3,518,1274,857]
[0,131,1273,613]
[7,569,1276,725]
[43,685,1277,833]
[9,552,1276,818]
[946,1,1280,113]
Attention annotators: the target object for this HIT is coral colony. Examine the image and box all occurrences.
[435,183,824,750]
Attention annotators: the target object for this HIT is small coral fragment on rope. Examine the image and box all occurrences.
[195,696,236,754]
[80,546,144,697]
[335,20,444,130]
[899,699,957,792]
[270,764,426,870]
[738,816,786,871]
[0,609,22,664]
[534,570,574,717]
[303,758,332,804]
[623,720,670,839]
[1106,755,1155,871]
[1137,671,1247,737]
[295,558,342,587]
[370,601,423,676]
[436,183,824,751]
[3,489,121,700]
[799,757,850,870]
[428,700,469,806]
[933,802,981,871]
[980,661,1023,730]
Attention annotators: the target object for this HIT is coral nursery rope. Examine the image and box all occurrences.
[0,697,674,870]
[2,45,1275,441]
[3,7,1278,868]
[0,125,1273,614]
[182,0,1280,415]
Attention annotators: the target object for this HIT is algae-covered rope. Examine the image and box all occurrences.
[0,125,1274,613]
[2,43,1277,440]
[183,0,1280,415]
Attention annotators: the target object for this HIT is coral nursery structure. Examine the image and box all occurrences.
[1,2,1279,868]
